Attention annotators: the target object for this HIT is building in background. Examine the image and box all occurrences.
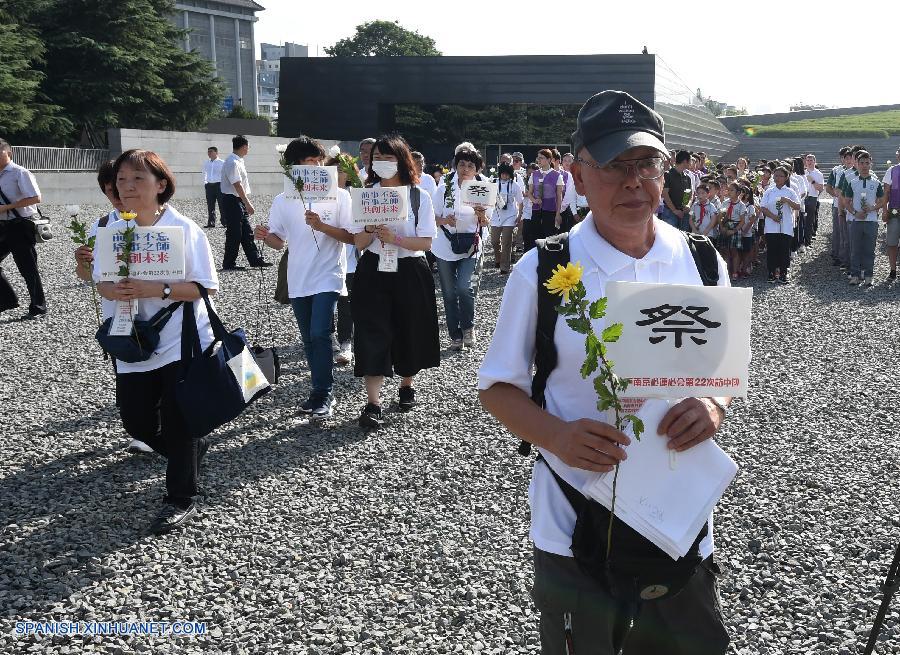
[170,0,265,114]
[257,42,308,125]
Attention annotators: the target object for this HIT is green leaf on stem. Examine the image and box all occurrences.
[589,297,607,319]
[601,323,623,343]
[555,304,577,316]
[623,415,645,440]
[566,315,591,335]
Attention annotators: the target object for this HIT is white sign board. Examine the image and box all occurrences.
[460,180,497,208]
[95,226,186,281]
[284,165,338,203]
[350,186,410,226]
[603,281,752,398]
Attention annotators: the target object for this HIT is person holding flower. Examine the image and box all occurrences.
[350,134,439,429]
[478,91,731,655]
[255,137,354,417]
[432,144,492,350]
[95,149,219,534]
[760,166,801,284]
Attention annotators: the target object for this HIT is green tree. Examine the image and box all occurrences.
[11,0,223,143]
[325,20,441,57]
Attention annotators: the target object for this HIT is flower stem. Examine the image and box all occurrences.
[595,334,624,560]
[82,262,101,327]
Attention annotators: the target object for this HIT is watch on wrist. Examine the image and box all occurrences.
[707,396,728,416]
[161,284,172,300]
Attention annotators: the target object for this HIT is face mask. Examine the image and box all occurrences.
[372,161,399,179]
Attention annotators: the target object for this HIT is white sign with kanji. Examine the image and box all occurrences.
[460,180,497,208]
[284,165,338,202]
[350,186,409,226]
[603,281,752,398]
[95,227,186,281]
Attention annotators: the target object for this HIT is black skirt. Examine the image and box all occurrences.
[351,251,440,378]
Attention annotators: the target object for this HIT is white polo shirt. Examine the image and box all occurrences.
[804,168,824,198]
[478,216,730,559]
[267,188,351,298]
[761,185,800,234]
[221,153,250,197]
[843,173,884,222]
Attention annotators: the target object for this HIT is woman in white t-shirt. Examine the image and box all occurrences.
[255,137,354,418]
[350,135,440,429]
[95,149,219,535]
[760,166,802,283]
[489,162,524,274]
[432,145,492,351]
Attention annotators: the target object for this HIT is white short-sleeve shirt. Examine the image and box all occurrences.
[477,216,730,559]
[761,185,800,234]
[350,184,437,259]
[432,177,494,262]
[804,168,824,198]
[221,153,250,197]
[93,206,220,374]
[490,179,524,228]
[267,188,351,298]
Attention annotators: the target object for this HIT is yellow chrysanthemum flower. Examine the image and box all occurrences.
[544,261,583,302]
[121,211,137,221]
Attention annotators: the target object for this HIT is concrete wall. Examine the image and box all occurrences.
[33,129,339,204]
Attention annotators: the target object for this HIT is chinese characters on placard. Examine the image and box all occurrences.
[112,230,172,264]
[297,167,331,193]
[360,189,401,216]
[635,304,722,348]
[468,184,490,198]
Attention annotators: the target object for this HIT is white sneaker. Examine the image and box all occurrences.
[450,339,463,351]
[335,340,353,365]
[331,334,341,354]
[799,245,806,254]
[463,328,476,347]
[849,276,859,285]
[126,439,154,454]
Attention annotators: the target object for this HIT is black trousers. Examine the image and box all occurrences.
[804,197,819,244]
[0,219,46,313]
[336,272,354,344]
[116,360,206,507]
[766,233,791,276]
[532,548,729,655]
[523,218,541,252]
[536,209,562,240]
[205,183,224,226]
[221,193,262,268]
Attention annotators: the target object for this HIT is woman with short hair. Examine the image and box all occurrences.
[95,149,219,534]
[529,149,565,240]
[489,162,523,274]
[350,135,440,428]
[432,144,492,350]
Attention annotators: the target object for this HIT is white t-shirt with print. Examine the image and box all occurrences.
[477,216,730,560]
[267,188,351,298]
[432,177,494,262]
[93,206,219,374]
[349,184,437,259]
[491,179,524,228]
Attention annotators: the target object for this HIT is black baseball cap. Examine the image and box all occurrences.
[571,90,667,166]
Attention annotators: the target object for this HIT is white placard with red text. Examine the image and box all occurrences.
[284,165,338,202]
[350,186,409,226]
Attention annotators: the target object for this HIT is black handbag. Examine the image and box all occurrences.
[95,302,184,362]
[0,187,51,243]
[440,225,479,257]
[175,283,270,439]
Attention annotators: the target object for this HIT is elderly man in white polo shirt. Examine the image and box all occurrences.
[479,91,731,655]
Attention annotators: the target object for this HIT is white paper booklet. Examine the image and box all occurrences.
[582,398,738,559]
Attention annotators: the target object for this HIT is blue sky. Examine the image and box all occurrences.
[255,1,898,116]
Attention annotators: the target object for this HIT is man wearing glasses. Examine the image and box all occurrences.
[661,150,693,230]
[479,90,731,654]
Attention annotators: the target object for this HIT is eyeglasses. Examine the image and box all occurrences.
[576,156,666,181]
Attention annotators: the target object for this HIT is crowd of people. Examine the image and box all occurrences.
[3,88,900,652]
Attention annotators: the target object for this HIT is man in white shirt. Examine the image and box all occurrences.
[826,147,853,267]
[203,146,225,227]
[880,146,900,281]
[512,152,527,186]
[220,135,269,270]
[561,152,578,217]
[842,151,884,286]
[411,151,436,196]
[803,154,824,245]
[479,90,731,655]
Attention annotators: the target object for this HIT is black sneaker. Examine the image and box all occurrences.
[311,394,335,418]
[150,501,197,535]
[778,275,789,285]
[358,403,383,429]
[250,261,273,268]
[889,270,897,281]
[398,386,416,412]
[767,274,776,283]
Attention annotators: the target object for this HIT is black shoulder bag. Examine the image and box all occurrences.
[523,230,720,610]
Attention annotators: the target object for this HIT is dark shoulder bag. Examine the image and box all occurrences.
[0,187,52,243]
[522,231,720,608]
[95,302,185,363]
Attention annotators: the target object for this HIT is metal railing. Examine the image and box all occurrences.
[10,146,110,172]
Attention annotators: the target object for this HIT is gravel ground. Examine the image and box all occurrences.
[1,196,899,655]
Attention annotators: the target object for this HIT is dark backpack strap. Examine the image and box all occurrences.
[98,212,112,229]
[520,232,570,456]
[682,232,720,286]
[410,185,420,228]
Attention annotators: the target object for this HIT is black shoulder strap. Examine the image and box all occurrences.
[521,232,570,456]
[410,185,420,228]
[681,232,720,286]
[98,212,112,229]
